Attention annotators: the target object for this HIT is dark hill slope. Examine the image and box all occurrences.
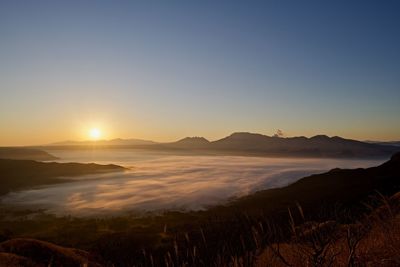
[229,152,400,219]
[0,159,125,195]
[0,238,102,267]
[0,147,57,161]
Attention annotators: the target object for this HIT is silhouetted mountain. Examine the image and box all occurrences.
[160,132,399,158]
[45,132,400,158]
[205,132,399,158]
[0,147,58,161]
[166,137,211,149]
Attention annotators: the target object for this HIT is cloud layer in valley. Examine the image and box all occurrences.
[1,153,383,216]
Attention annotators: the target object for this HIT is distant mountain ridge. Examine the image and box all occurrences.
[168,137,211,149]
[45,132,400,158]
[49,138,156,146]
[164,132,399,158]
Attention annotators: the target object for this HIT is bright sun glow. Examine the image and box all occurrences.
[89,128,101,140]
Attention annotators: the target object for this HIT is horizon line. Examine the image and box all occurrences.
[2,131,399,147]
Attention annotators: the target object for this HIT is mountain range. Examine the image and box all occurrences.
[49,138,156,146]
[149,132,399,158]
[44,132,400,158]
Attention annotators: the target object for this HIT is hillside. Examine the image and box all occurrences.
[255,192,400,267]
[0,147,58,161]
[2,193,399,267]
[228,151,400,218]
[0,238,102,267]
[0,159,125,196]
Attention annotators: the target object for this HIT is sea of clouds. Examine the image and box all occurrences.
[1,150,383,216]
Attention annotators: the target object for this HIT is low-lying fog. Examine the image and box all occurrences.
[1,149,384,216]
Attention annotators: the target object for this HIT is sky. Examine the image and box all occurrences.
[1,1,400,145]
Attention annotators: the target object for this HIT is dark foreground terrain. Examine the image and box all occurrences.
[0,153,399,266]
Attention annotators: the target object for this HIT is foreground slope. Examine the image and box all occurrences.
[228,152,400,218]
[0,238,102,267]
[256,192,400,267]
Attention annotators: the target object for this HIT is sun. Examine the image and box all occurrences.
[89,128,101,140]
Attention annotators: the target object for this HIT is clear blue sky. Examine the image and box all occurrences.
[1,1,399,145]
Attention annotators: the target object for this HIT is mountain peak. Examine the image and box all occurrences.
[228,132,271,139]
[176,137,210,143]
[168,136,210,149]
[310,134,330,140]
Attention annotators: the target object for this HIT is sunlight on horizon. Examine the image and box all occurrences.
[89,128,102,140]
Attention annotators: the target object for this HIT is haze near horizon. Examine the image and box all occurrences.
[1,1,400,145]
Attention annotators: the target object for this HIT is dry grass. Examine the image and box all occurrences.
[256,192,400,267]
[0,238,102,267]
[0,192,399,266]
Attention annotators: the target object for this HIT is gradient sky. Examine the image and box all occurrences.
[1,1,400,145]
